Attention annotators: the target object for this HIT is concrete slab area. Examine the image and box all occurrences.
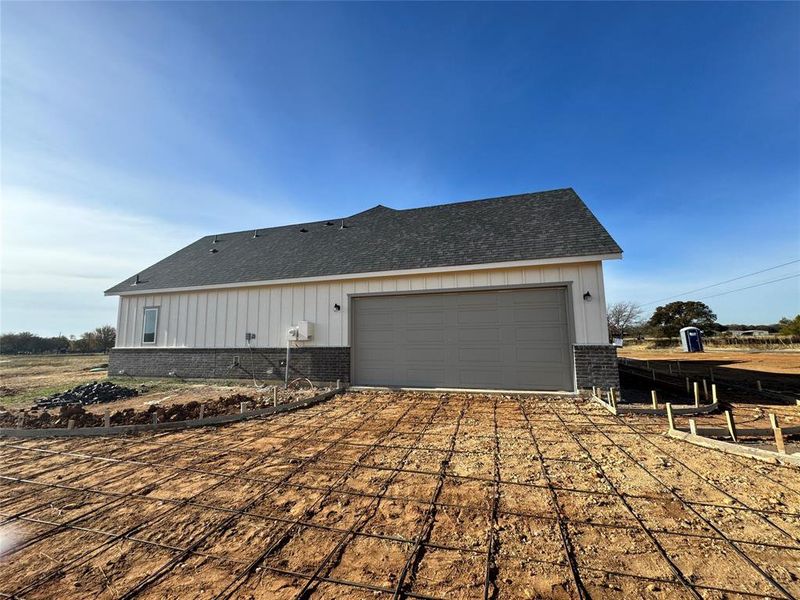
[0,391,798,599]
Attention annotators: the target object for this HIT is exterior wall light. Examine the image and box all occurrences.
[583,291,592,302]
[333,303,341,312]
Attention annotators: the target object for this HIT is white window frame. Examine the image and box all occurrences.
[142,306,159,345]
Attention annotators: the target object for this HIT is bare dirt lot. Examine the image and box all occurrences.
[618,347,800,376]
[0,355,321,426]
[1,391,798,599]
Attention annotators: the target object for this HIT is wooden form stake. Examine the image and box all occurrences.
[665,403,675,431]
[685,377,691,397]
[609,388,617,409]
[668,364,673,375]
[689,419,697,435]
[152,413,158,426]
[240,401,248,414]
[651,390,658,410]
[103,408,110,429]
[710,368,715,383]
[757,380,763,392]
[67,419,75,430]
[769,414,786,454]
[712,384,718,404]
[273,386,278,407]
[336,378,341,389]
[724,411,738,443]
[199,404,205,419]
[702,379,709,402]
[693,382,700,408]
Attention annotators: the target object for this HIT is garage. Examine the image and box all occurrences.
[351,286,574,391]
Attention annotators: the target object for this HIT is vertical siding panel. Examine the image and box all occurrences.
[560,265,585,344]
[368,279,382,293]
[247,289,259,345]
[455,272,471,288]
[506,268,523,285]
[196,293,208,347]
[269,288,282,347]
[440,273,456,290]
[316,284,329,346]
[488,270,505,286]
[395,277,411,292]
[424,274,441,290]
[215,292,227,348]
[232,289,247,347]
[255,288,267,347]
[115,298,123,347]
[382,279,397,293]
[304,285,316,322]
[176,295,189,346]
[594,262,609,344]
[185,294,197,347]
[471,271,488,288]
[341,281,356,345]
[131,297,142,348]
[281,287,293,340]
[165,295,177,347]
[329,282,343,346]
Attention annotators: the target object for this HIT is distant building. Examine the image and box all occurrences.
[728,330,770,337]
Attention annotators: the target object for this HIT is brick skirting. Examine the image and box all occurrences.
[109,347,350,385]
[110,344,619,392]
[573,344,620,391]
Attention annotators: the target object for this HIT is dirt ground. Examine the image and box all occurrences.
[619,347,800,376]
[1,391,798,599]
[0,354,319,419]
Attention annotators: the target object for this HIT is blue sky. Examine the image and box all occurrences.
[1,1,798,336]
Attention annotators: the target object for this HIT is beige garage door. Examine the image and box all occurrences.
[352,287,573,391]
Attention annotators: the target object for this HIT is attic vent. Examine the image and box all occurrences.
[209,248,218,254]
[299,227,308,233]
[252,229,259,238]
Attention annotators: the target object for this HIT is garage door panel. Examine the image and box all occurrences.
[457,327,502,343]
[353,287,573,391]
[512,306,564,323]
[515,325,569,343]
[515,345,570,364]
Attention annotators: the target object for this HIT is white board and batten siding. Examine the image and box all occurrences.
[115,261,609,349]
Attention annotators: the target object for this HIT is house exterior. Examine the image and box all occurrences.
[106,188,622,392]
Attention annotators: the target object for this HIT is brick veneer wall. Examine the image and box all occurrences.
[109,347,350,385]
[573,344,619,391]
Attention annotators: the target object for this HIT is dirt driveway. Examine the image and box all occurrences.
[1,391,798,599]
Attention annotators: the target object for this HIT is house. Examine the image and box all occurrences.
[105,188,622,392]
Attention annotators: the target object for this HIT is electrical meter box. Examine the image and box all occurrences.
[288,321,313,341]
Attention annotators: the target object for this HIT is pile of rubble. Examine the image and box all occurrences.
[35,381,139,409]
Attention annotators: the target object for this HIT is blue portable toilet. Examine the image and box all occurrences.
[680,327,704,353]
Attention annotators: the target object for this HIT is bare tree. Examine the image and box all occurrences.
[607,301,644,338]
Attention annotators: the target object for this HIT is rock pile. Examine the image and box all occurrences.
[36,381,139,408]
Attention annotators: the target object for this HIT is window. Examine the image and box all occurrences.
[142,307,159,344]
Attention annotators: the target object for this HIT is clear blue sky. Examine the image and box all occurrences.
[2,2,798,336]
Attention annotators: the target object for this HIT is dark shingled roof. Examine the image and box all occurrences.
[105,188,621,294]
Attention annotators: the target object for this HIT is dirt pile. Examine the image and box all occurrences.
[35,381,139,408]
[0,390,322,430]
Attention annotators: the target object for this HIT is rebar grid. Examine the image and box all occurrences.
[1,393,797,600]
[3,393,385,597]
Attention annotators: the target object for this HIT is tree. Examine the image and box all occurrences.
[93,325,116,352]
[606,301,644,338]
[778,315,800,336]
[648,301,718,338]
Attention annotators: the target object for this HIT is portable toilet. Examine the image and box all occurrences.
[680,327,704,353]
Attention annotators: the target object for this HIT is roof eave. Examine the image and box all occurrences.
[104,252,623,297]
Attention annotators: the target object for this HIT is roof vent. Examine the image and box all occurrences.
[131,274,141,286]
[340,220,348,230]
[209,248,218,254]
[212,234,219,244]
[252,229,259,238]
[300,227,308,233]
